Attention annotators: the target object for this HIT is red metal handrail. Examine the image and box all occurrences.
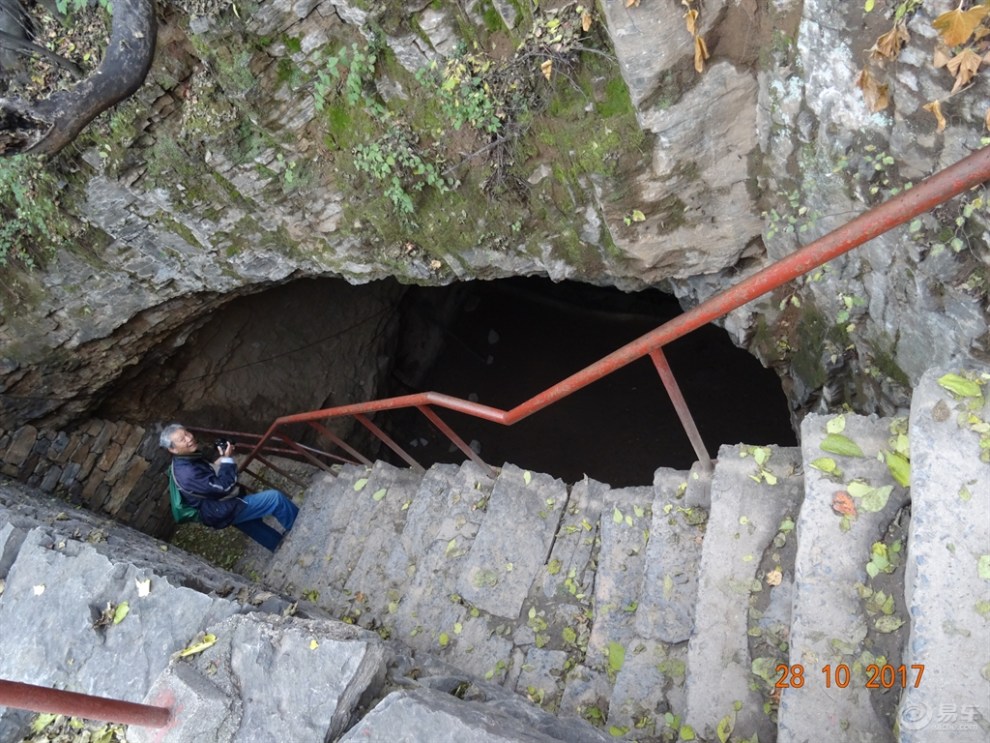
[242,145,990,476]
[0,679,171,728]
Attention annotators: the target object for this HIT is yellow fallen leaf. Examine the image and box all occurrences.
[933,45,952,68]
[855,68,889,112]
[310,639,319,650]
[946,47,983,93]
[540,59,552,81]
[177,633,217,658]
[870,22,909,62]
[985,107,990,131]
[923,100,947,132]
[684,7,699,36]
[626,0,639,6]
[113,602,130,624]
[581,10,592,32]
[933,4,989,47]
[766,569,783,587]
[694,34,709,74]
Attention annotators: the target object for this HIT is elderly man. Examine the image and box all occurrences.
[160,423,299,552]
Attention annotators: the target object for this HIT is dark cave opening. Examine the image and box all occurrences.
[97,275,796,487]
[384,277,796,486]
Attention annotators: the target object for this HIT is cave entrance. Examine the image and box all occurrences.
[97,275,795,488]
[386,277,796,487]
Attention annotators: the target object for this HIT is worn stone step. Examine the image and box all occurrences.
[778,413,910,742]
[390,462,504,680]
[260,464,369,610]
[456,463,569,621]
[561,484,654,733]
[899,367,990,743]
[685,444,804,743]
[340,462,426,611]
[512,477,606,712]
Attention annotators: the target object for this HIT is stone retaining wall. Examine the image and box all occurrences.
[0,419,174,538]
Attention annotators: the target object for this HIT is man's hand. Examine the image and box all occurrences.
[220,442,235,458]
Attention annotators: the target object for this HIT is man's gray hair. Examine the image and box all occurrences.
[160,423,185,450]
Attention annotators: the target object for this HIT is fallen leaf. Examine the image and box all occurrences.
[933,4,989,47]
[113,601,130,624]
[933,45,952,68]
[523,470,533,484]
[938,372,983,398]
[694,34,709,74]
[372,488,387,501]
[353,478,368,491]
[177,633,217,658]
[861,485,893,513]
[832,491,857,516]
[766,569,783,586]
[826,415,846,434]
[946,48,983,93]
[581,10,592,32]
[870,22,909,62]
[821,433,865,457]
[135,578,151,597]
[884,451,911,487]
[985,107,990,131]
[923,100,947,132]
[310,639,319,650]
[856,68,889,112]
[626,0,640,7]
[540,59,553,81]
[684,7,699,35]
[810,457,839,474]
[875,615,904,633]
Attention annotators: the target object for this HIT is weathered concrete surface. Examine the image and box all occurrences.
[899,368,990,742]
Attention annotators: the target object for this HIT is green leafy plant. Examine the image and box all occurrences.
[315,41,381,112]
[417,51,504,134]
[0,156,70,271]
[352,125,456,217]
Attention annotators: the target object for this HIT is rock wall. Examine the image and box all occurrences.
[0,419,174,537]
[0,0,987,440]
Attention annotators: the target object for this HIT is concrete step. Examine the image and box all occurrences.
[899,367,990,743]
[684,444,804,743]
[778,413,911,742]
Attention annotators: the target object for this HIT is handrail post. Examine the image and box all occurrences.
[649,348,713,475]
[0,679,171,729]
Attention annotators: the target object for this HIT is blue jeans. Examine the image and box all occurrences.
[232,490,299,552]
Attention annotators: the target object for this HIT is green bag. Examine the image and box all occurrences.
[168,463,201,524]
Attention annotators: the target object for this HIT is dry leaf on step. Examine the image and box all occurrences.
[855,69,889,111]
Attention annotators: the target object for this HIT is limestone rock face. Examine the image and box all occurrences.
[0,0,986,435]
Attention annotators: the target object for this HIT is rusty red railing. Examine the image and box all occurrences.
[242,144,990,479]
[0,680,171,728]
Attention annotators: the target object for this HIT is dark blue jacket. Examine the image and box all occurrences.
[171,454,243,528]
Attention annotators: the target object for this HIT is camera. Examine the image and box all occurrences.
[214,438,232,453]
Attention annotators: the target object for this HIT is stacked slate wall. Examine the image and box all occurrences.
[0,419,174,538]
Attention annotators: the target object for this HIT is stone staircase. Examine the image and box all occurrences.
[0,366,986,742]
[236,365,989,742]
